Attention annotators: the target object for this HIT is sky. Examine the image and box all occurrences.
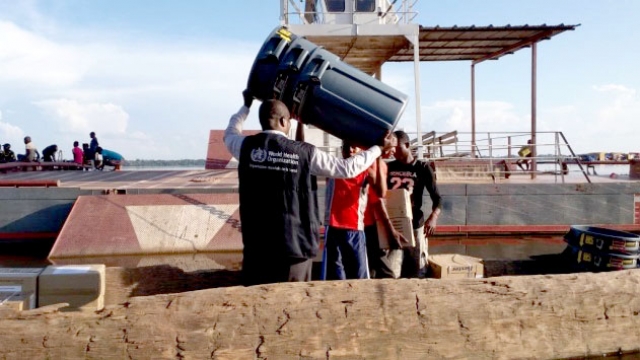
[0,0,638,160]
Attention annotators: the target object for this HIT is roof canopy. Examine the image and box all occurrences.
[302,24,578,74]
[391,24,579,64]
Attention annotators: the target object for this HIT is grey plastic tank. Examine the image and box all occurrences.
[247,28,297,101]
[273,37,316,109]
[291,47,408,147]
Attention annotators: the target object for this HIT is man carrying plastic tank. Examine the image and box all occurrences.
[224,89,394,286]
[380,130,443,278]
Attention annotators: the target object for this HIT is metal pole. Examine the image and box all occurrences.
[471,64,476,158]
[412,33,423,159]
[280,0,288,25]
[531,42,537,180]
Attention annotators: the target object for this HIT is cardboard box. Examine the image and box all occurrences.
[428,254,484,279]
[38,264,106,312]
[384,189,412,218]
[0,268,45,296]
[376,216,415,249]
[0,286,36,311]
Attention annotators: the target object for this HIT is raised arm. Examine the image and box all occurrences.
[310,131,395,178]
[367,157,387,198]
[223,90,254,160]
[310,145,381,178]
[295,122,305,142]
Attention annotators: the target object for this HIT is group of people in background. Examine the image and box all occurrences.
[0,131,106,170]
[224,90,442,286]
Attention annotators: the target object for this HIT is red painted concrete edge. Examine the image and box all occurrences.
[0,232,58,240]
[0,180,60,187]
[437,224,640,234]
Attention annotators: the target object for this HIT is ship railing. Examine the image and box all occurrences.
[315,130,605,183]
[280,0,419,26]
[404,130,592,183]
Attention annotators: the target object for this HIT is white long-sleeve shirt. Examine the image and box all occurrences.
[223,106,381,179]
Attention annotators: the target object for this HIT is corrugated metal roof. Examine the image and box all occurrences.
[390,24,579,63]
[303,24,578,74]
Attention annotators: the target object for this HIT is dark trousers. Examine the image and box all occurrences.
[325,227,368,280]
[365,225,402,279]
[242,253,312,286]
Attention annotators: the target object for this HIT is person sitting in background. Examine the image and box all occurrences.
[42,144,59,162]
[72,141,84,166]
[517,139,533,171]
[94,146,104,170]
[101,148,124,171]
[23,136,40,162]
[1,144,16,163]
[82,143,92,170]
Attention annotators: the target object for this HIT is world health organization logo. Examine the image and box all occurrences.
[250,148,267,163]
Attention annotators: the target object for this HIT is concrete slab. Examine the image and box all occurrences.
[50,193,243,258]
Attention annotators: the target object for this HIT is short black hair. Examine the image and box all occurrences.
[73,141,79,147]
[394,130,410,146]
[258,99,289,130]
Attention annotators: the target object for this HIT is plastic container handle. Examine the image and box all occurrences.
[292,49,310,71]
[308,58,330,81]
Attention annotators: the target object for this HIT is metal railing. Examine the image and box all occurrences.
[280,0,419,25]
[315,130,602,183]
[405,130,592,183]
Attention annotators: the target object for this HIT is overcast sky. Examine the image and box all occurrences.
[0,0,638,159]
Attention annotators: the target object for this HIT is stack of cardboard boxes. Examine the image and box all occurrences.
[0,264,106,312]
[376,189,415,249]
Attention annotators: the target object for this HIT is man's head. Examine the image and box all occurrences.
[341,141,359,159]
[258,99,291,134]
[382,134,397,159]
[73,141,79,147]
[393,130,412,164]
[90,132,96,138]
[24,136,31,144]
[3,144,10,150]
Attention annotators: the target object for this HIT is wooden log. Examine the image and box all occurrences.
[2,271,640,359]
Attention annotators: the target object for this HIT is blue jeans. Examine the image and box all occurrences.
[324,227,369,280]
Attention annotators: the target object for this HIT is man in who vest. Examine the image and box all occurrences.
[224,89,394,286]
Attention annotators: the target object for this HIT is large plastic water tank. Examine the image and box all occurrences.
[247,28,297,101]
[291,47,408,147]
[273,37,317,110]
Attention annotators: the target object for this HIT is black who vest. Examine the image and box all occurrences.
[238,132,319,260]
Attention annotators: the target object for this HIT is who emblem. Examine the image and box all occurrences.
[250,148,267,163]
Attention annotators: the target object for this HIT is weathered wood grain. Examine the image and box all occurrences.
[2,270,640,359]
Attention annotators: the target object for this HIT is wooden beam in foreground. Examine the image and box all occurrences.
[1,271,640,359]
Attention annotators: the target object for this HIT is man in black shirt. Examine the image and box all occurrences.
[42,144,59,162]
[383,130,442,278]
[0,143,16,162]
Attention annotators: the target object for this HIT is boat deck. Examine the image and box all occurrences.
[0,167,635,190]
